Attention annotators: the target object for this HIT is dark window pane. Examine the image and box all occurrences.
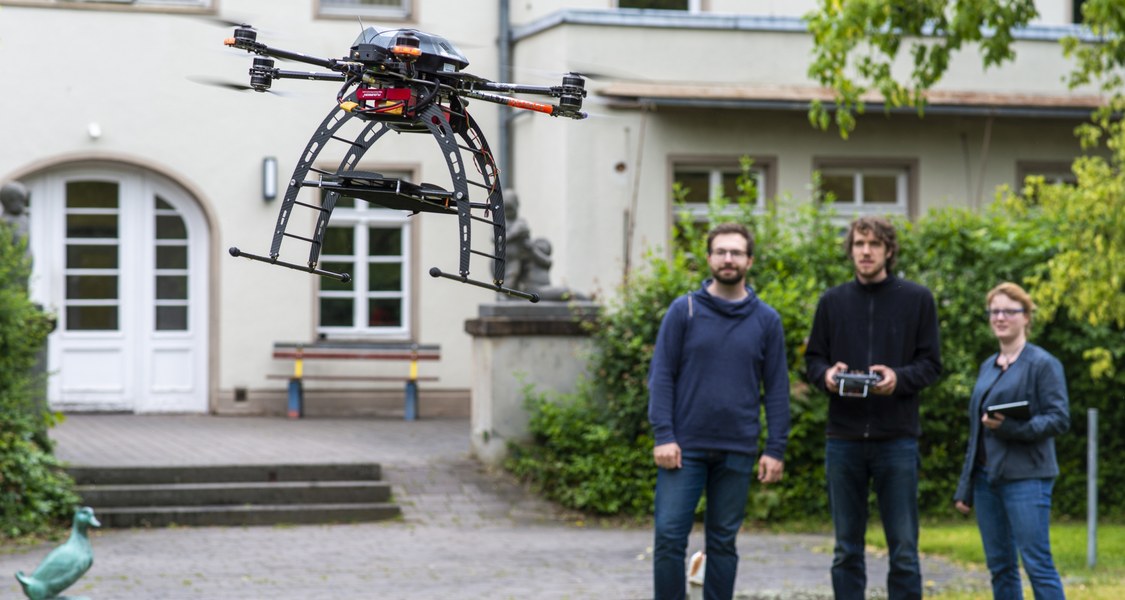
[67,245,117,269]
[156,215,187,239]
[155,195,173,210]
[156,276,188,300]
[367,298,402,327]
[156,306,188,331]
[821,174,855,203]
[864,175,898,204]
[368,228,402,256]
[322,227,354,256]
[67,275,117,300]
[674,172,709,205]
[66,306,118,331]
[368,262,402,291]
[156,246,188,269]
[322,190,355,209]
[66,181,118,209]
[319,261,355,291]
[320,298,354,327]
[620,0,688,8]
[67,213,118,238]
[721,172,741,203]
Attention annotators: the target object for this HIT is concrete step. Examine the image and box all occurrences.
[65,463,400,527]
[92,502,402,528]
[67,463,381,485]
[77,480,393,507]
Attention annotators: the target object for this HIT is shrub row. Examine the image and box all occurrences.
[507,190,1124,522]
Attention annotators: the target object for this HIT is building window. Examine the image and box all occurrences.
[64,181,120,331]
[318,0,411,19]
[1074,0,1087,24]
[815,160,914,218]
[673,158,774,223]
[316,172,412,338]
[619,0,699,10]
[12,0,213,9]
[153,196,190,331]
[1017,161,1076,187]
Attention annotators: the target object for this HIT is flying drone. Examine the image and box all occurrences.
[223,24,587,302]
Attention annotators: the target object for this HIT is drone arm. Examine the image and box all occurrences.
[461,89,586,120]
[272,69,348,83]
[225,36,349,72]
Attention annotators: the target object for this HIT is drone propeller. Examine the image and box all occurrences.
[187,75,286,96]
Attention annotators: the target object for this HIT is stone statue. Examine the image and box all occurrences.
[502,189,532,293]
[1,181,31,249]
[524,237,588,301]
[15,506,100,600]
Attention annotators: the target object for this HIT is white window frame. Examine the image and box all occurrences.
[815,160,915,219]
[316,177,413,340]
[317,0,411,19]
[672,158,774,223]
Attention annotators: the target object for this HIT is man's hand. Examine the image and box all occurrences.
[653,442,682,470]
[868,365,897,395]
[758,455,784,484]
[824,362,848,393]
[954,500,972,515]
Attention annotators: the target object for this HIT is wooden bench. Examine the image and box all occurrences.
[271,341,441,419]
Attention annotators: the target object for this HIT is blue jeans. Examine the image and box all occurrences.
[653,450,755,600]
[972,467,1065,600]
[826,438,921,600]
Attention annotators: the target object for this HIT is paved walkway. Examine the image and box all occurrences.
[0,414,987,599]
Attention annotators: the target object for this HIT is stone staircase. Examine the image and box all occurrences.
[67,463,400,527]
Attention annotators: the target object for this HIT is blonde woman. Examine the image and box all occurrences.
[953,282,1069,599]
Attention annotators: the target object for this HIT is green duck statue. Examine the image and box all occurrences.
[15,506,100,600]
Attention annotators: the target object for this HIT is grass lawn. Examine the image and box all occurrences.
[865,521,1125,599]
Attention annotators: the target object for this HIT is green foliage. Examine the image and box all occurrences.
[805,0,1038,138]
[0,223,78,538]
[507,161,1125,522]
[505,383,656,516]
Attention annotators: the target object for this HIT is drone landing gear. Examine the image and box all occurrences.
[230,92,528,298]
[228,246,351,282]
[429,267,539,302]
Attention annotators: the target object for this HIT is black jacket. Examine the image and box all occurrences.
[805,274,943,440]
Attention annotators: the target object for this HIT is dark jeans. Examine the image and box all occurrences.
[972,467,1065,600]
[653,450,755,600]
[826,437,921,600]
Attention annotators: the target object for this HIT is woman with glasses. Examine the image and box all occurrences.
[953,282,1069,600]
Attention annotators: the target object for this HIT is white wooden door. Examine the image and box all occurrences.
[28,166,209,413]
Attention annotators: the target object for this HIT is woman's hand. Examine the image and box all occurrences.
[981,411,1005,430]
[955,500,972,515]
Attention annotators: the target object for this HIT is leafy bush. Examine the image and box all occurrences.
[506,163,1125,522]
[0,223,78,538]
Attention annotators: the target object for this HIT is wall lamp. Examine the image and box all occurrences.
[262,156,278,202]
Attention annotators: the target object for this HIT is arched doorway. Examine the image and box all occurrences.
[26,164,210,413]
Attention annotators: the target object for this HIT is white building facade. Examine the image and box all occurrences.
[0,0,1097,414]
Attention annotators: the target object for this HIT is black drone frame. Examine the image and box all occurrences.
[223,25,586,302]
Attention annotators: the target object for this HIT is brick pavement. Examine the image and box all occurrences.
[0,415,988,599]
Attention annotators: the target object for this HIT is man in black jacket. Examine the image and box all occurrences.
[805,216,942,600]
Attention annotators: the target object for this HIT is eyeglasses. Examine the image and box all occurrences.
[710,249,748,259]
[987,308,1025,318]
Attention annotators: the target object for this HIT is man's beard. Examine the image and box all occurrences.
[711,266,745,285]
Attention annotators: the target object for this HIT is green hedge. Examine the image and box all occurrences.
[506,183,1124,522]
[0,223,79,538]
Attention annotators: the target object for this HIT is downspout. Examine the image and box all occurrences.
[498,0,513,188]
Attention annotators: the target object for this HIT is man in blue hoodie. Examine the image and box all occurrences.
[648,222,791,600]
